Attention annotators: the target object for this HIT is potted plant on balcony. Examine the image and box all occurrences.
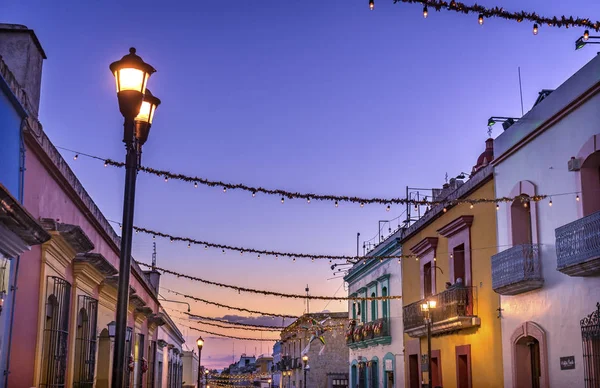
[346,319,356,344]
[373,320,384,337]
[353,326,363,342]
[363,323,374,340]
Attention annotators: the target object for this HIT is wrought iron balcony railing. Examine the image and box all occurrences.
[403,286,479,338]
[556,210,600,276]
[492,244,543,295]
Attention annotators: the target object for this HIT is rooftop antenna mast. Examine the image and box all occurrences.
[306,285,310,314]
[518,67,525,116]
[152,242,157,271]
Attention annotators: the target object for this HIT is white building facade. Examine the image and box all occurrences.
[492,54,600,387]
[345,232,404,388]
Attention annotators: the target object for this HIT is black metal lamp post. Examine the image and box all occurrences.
[204,369,209,387]
[421,299,437,388]
[110,47,159,388]
[302,355,309,388]
[197,337,204,387]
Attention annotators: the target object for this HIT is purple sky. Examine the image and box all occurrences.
[3,0,600,368]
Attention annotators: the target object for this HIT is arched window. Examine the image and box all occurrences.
[352,302,357,320]
[508,181,538,246]
[382,287,388,319]
[511,194,532,245]
[96,329,111,388]
[370,293,377,321]
[361,299,366,323]
[578,135,600,216]
[351,364,357,388]
[370,360,378,387]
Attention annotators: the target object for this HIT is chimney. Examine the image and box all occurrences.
[0,24,46,118]
[144,270,161,295]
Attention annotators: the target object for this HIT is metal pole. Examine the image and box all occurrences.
[112,118,138,388]
[197,348,202,388]
[303,368,307,388]
[427,313,432,388]
[356,232,360,257]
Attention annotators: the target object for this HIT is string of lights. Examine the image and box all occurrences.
[167,310,281,332]
[209,374,271,382]
[162,287,298,319]
[60,148,553,208]
[126,223,411,261]
[165,307,287,330]
[141,261,402,301]
[383,0,600,33]
[173,319,279,342]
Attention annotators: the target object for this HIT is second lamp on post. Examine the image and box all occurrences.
[421,299,437,388]
[302,355,309,388]
[197,336,204,388]
[109,47,161,388]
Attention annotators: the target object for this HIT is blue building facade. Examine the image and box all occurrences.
[0,25,49,387]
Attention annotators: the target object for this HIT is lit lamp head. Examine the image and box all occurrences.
[420,299,437,311]
[268,378,272,383]
[109,47,156,122]
[134,88,161,146]
[204,370,209,375]
[487,117,496,127]
[196,336,204,350]
[302,355,308,363]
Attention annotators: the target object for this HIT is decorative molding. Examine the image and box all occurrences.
[366,281,377,290]
[510,321,549,388]
[40,219,94,254]
[98,283,118,310]
[73,260,105,294]
[148,314,167,327]
[376,274,391,283]
[0,223,30,258]
[437,216,474,238]
[410,237,438,257]
[42,231,77,274]
[74,253,118,277]
[0,183,50,247]
[129,294,147,309]
[157,339,168,348]
[357,287,367,294]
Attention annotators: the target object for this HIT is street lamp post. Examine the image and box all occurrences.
[204,369,209,387]
[302,355,309,388]
[197,337,204,388]
[110,47,159,388]
[286,370,292,388]
[421,299,437,388]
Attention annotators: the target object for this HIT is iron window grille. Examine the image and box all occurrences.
[582,302,600,388]
[73,295,98,387]
[124,327,133,388]
[40,276,72,388]
[135,334,145,388]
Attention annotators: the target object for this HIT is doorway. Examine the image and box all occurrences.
[386,371,394,388]
[515,336,541,388]
[409,355,419,388]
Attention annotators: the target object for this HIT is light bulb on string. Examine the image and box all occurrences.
[104,161,108,167]
[423,5,428,18]
[223,187,227,193]
[152,235,156,240]
[576,194,580,202]
[524,202,528,208]
[443,207,447,213]
[533,24,539,35]
[187,243,191,248]
[379,258,383,263]
[549,198,553,207]
[434,257,437,261]
[386,204,391,212]
[398,259,401,264]
[281,197,285,204]
[360,202,364,208]
[307,197,311,204]
[584,30,590,40]
[170,238,173,243]
[194,182,198,188]
[293,258,296,263]
[240,251,243,256]
[164,176,168,182]
[204,245,208,250]
[252,191,256,197]
[74,154,79,160]
[222,249,225,254]
[470,204,474,209]
[312,258,315,262]
[258,254,261,260]
[478,14,484,25]
[369,0,374,10]
[335,201,338,208]
[496,204,500,211]
[275,255,278,260]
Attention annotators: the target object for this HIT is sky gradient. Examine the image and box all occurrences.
[3,0,600,369]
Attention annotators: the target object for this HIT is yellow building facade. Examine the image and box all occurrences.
[401,158,503,388]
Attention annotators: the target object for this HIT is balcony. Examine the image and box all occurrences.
[346,318,391,349]
[556,211,600,276]
[403,287,480,338]
[492,244,543,295]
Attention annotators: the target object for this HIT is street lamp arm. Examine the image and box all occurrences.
[159,298,191,312]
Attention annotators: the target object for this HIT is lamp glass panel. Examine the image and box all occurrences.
[428,300,437,309]
[135,101,152,123]
[420,303,429,311]
[117,68,145,92]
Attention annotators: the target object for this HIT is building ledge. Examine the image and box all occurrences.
[405,316,481,338]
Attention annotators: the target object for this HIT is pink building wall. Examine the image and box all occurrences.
[9,134,158,386]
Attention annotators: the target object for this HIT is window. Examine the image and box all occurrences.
[453,244,466,283]
[351,364,357,387]
[382,287,388,319]
[507,181,538,247]
[352,301,357,320]
[361,299,366,323]
[134,333,145,387]
[370,293,377,321]
[580,149,600,216]
[73,295,99,388]
[147,341,157,388]
[581,303,600,388]
[40,276,71,388]
[424,262,433,297]
[157,360,163,388]
[370,360,378,387]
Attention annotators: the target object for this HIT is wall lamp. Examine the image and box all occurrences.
[576,31,600,50]
[488,116,519,131]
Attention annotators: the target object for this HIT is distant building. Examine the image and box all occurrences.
[278,312,349,388]
[345,231,404,388]
[182,350,199,388]
[272,341,282,387]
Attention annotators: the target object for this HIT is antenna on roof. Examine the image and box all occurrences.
[152,242,157,271]
[518,67,524,116]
